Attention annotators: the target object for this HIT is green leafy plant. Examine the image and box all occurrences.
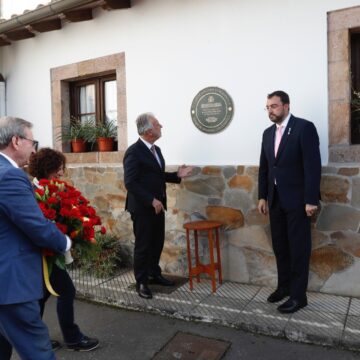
[74,232,123,278]
[95,120,118,139]
[58,117,95,142]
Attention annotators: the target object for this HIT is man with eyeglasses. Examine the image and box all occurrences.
[0,116,71,359]
[258,91,321,314]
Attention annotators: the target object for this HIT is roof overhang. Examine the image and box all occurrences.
[0,0,131,46]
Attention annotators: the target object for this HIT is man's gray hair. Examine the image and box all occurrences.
[136,113,155,135]
[0,116,33,150]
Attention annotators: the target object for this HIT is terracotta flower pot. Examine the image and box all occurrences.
[97,137,114,152]
[71,139,87,153]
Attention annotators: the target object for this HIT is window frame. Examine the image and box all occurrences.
[51,53,127,163]
[70,73,116,126]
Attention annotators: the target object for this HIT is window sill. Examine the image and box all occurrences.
[329,144,360,163]
[64,151,124,164]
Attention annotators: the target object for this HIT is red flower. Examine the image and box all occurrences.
[33,178,106,257]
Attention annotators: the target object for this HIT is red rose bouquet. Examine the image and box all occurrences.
[34,178,106,273]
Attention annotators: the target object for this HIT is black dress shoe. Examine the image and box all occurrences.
[136,283,153,299]
[51,340,61,351]
[267,288,290,303]
[148,275,175,286]
[277,298,308,313]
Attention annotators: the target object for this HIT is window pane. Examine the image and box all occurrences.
[104,80,117,123]
[80,114,96,124]
[80,84,95,114]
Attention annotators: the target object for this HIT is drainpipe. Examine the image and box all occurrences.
[0,0,96,34]
[0,73,5,116]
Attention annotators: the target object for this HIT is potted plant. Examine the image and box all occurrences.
[94,120,118,152]
[59,118,95,153]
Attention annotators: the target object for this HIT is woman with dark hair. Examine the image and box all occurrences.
[28,147,99,352]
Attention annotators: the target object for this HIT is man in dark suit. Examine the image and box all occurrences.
[0,116,71,359]
[258,91,321,313]
[124,113,193,299]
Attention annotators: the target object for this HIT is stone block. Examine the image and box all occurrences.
[228,175,254,192]
[224,190,253,213]
[176,189,208,214]
[328,29,349,63]
[328,101,350,144]
[201,166,221,175]
[206,205,244,230]
[183,177,225,197]
[320,175,349,203]
[310,245,354,279]
[245,208,269,226]
[331,231,360,257]
[321,260,360,297]
[351,177,360,209]
[316,204,360,231]
[227,226,272,252]
[338,167,359,176]
[222,244,249,283]
[222,166,236,179]
[242,248,276,284]
[311,230,330,250]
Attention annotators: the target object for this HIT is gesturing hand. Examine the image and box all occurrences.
[152,198,164,214]
[177,165,194,178]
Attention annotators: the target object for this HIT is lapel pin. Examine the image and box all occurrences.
[288,128,291,135]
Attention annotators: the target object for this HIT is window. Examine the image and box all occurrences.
[51,52,127,163]
[351,32,360,145]
[70,73,117,125]
[328,7,360,162]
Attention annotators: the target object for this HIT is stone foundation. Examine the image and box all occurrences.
[66,164,360,297]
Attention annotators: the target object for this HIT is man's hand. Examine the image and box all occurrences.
[258,199,268,215]
[305,204,317,217]
[152,198,164,214]
[177,165,194,178]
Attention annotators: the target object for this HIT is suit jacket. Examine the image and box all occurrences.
[123,139,181,215]
[0,155,67,305]
[258,115,321,209]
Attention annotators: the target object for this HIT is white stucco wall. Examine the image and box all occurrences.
[0,0,358,165]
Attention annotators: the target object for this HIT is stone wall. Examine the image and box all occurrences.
[66,164,360,297]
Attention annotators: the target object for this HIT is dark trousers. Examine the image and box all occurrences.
[269,188,311,301]
[131,212,165,284]
[0,301,54,360]
[39,265,83,344]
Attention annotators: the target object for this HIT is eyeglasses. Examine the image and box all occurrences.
[265,104,283,111]
[19,136,39,151]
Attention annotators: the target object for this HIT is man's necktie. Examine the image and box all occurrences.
[274,125,283,157]
[150,145,161,166]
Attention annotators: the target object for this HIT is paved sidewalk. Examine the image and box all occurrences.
[69,268,360,352]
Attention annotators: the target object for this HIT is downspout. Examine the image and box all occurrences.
[0,0,96,33]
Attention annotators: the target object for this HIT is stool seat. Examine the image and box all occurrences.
[183,220,222,231]
[183,220,223,292]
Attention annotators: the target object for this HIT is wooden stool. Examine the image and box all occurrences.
[183,220,223,292]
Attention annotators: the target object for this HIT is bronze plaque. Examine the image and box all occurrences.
[191,87,234,133]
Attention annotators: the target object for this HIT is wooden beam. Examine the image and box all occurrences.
[102,0,131,10]
[63,9,93,22]
[4,28,35,41]
[30,18,62,33]
[0,37,11,46]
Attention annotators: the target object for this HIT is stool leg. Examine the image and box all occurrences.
[185,229,193,291]
[194,230,200,283]
[215,228,222,284]
[208,229,216,292]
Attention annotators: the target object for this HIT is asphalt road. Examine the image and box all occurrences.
[11,298,360,360]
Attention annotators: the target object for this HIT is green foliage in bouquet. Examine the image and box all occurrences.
[74,232,123,278]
